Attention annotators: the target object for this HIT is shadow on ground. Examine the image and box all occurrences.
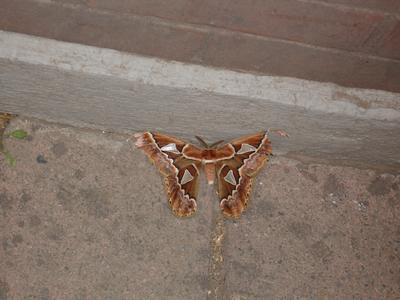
[0,117,399,299]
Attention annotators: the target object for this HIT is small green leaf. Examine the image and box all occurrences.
[9,129,28,139]
[3,151,16,166]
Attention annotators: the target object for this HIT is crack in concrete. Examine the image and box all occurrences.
[207,213,226,300]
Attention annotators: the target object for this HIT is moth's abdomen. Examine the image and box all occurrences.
[204,163,216,185]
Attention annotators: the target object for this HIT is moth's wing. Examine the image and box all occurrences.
[165,156,202,217]
[135,132,201,217]
[216,131,272,218]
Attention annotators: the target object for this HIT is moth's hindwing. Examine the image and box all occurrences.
[216,131,272,218]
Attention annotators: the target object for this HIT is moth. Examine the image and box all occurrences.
[134,131,273,218]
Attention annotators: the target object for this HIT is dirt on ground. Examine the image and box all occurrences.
[0,117,399,299]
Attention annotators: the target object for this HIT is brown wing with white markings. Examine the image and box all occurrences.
[135,132,201,217]
[216,131,272,218]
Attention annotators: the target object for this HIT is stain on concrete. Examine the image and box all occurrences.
[323,174,345,200]
[196,224,207,235]
[2,234,23,252]
[232,243,254,258]
[288,221,312,240]
[83,232,97,244]
[79,188,111,218]
[51,142,68,157]
[11,234,23,246]
[0,167,4,183]
[350,237,359,251]
[310,240,333,262]
[195,274,209,290]
[20,192,31,204]
[31,123,44,132]
[297,164,318,183]
[36,154,47,164]
[74,287,87,300]
[74,169,85,180]
[368,175,393,196]
[56,185,75,212]
[46,224,65,241]
[196,247,210,260]
[36,257,46,267]
[18,192,31,210]
[253,199,276,217]
[119,231,159,260]
[230,282,273,300]
[0,193,12,214]
[36,287,49,300]
[231,261,259,282]
[0,279,10,300]
[29,215,42,227]
[128,212,147,230]
[230,291,264,300]
[1,239,11,252]
[333,91,370,109]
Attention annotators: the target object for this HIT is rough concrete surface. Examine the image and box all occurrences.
[2,32,400,172]
[0,117,399,299]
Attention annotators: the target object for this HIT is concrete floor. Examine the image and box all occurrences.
[0,117,399,299]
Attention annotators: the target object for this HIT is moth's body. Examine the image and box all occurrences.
[182,145,234,162]
[135,131,273,218]
[203,163,216,185]
[181,145,235,185]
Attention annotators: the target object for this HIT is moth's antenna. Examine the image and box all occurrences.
[210,140,224,148]
[267,128,290,138]
[195,136,209,148]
